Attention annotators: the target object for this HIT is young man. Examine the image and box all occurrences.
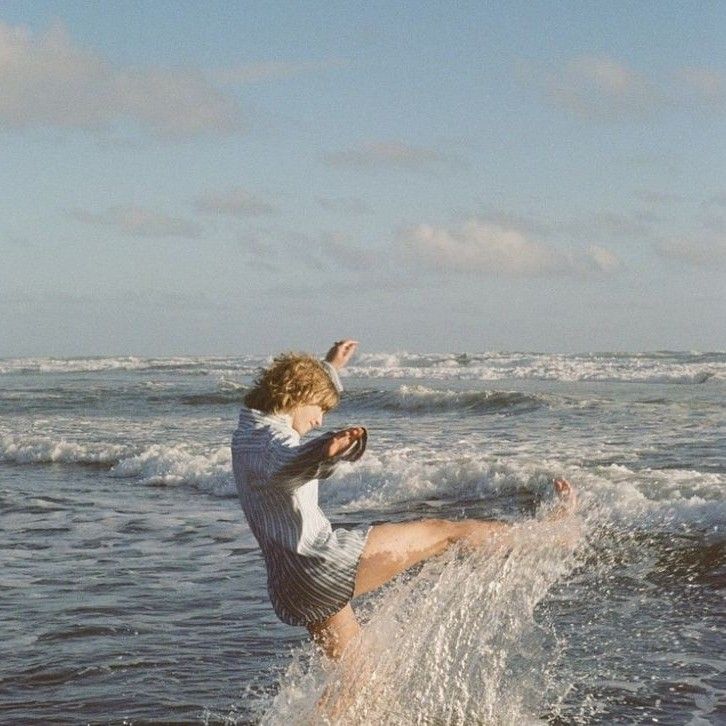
[231,339,577,660]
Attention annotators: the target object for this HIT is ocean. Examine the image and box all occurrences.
[1,351,724,724]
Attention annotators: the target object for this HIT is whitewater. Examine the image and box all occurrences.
[1,351,723,724]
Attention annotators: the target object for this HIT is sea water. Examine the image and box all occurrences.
[0,351,723,724]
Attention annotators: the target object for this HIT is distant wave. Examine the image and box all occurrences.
[174,384,544,412]
[178,393,248,407]
[0,356,263,376]
[176,378,248,406]
[345,385,546,414]
[1,352,722,384]
[347,351,724,384]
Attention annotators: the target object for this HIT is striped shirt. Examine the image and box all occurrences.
[231,366,369,626]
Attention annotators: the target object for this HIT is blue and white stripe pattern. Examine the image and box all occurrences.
[231,374,369,626]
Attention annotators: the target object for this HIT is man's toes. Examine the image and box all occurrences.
[554,478,571,497]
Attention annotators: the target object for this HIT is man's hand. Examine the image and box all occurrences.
[324,339,358,370]
[324,427,365,458]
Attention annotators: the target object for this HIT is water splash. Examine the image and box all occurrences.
[260,518,586,725]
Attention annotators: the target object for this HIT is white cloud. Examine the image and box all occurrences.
[0,21,344,138]
[0,21,241,136]
[655,235,726,267]
[399,218,621,276]
[526,55,726,121]
[586,245,621,273]
[322,140,461,172]
[539,55,663,120]
[72,205,202,238]
[195,188,278,217]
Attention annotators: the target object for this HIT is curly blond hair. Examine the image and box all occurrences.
[244,353,340,414]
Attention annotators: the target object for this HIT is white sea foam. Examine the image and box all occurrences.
[2,431,722,528]
[0,432,128,465]
[1,351,723,383]
[0,355,263,376]
[576,463,726,528]
[109,444,233,495]
[322,451,545,510]
[322,451,726,528]
[347,351,724,384]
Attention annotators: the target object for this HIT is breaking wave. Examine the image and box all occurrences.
[108,444,232,495]
[0,433,129,466]
[323,452,726,528]
[2,437,722,528]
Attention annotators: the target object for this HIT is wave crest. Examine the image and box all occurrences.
[0,433,127,465]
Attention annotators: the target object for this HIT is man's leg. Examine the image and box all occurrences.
[307,603,361,660]
[310,480,576,658]
[353,518,511,597]
[354,479,577,597]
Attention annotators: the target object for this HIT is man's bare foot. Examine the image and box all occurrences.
[549,478,577,519]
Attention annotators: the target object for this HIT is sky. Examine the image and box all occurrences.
[1,1,724,356]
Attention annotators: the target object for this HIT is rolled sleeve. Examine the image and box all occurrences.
[268,427,367,489]
[320,360,344,393]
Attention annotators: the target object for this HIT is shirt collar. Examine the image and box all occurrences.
[267,411,294,428]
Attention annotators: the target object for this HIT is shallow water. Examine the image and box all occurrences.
[1,352,724,724]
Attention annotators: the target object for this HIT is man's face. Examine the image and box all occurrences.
[290,403,324,436]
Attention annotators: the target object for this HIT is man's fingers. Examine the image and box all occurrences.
[325,339,359,368]
[326,427,365,457]
[338,340,358,352]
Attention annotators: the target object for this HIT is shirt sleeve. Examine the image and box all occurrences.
[320,360,344,393]
[266,427,367,490]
